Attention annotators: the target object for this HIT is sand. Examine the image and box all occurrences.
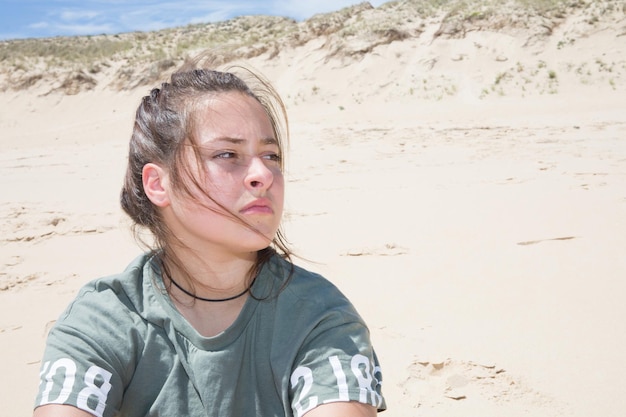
[1,2,626,416]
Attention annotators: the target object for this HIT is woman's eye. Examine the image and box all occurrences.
[263,153,282,162]
[214,151,236,159]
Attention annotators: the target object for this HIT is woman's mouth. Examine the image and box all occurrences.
[240,198,273,215]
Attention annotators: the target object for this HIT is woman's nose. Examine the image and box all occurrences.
[245,157,274,191]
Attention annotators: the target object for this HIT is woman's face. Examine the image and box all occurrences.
[163,92,284,257]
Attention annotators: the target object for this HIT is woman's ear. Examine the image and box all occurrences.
[142,163,170,207]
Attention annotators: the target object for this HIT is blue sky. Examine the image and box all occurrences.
[1,0,388,41]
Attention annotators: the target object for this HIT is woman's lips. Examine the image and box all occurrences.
[240,198,273,215]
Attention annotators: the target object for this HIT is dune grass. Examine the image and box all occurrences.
[0,0,620,94]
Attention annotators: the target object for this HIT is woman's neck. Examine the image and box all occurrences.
[160,248,258,337]
[162,247,257,302]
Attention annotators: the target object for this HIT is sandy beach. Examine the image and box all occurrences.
[1,1,626,416]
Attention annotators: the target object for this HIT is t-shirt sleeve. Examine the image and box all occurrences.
[33,286,137,417]
[288,310,386,417]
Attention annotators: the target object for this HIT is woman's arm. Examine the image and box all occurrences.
[304,402,377,417]
[33,404,95,417]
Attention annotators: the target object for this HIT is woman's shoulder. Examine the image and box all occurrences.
[266,255,363,324]
[268,256,345,299]
[38,254,161,410]
[58,253,154,327]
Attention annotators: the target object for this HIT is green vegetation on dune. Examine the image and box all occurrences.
[0,0,622,94]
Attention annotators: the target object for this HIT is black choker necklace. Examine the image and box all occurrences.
[168,275,254,302]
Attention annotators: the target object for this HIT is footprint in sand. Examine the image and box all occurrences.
[1,202,116,244]
[399,358,565,414]
[0,272,39,291]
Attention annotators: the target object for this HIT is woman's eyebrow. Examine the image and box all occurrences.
[212,137,245,144]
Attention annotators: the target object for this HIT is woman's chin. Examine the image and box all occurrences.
[235,231,276,253]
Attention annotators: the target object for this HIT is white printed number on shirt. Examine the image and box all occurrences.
[290,354,383,417]
[39,358,112,417]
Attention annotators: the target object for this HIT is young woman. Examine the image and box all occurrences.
[33,59,386,417]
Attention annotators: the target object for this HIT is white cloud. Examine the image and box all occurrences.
[188,11,235,25]
[33,6,112,36]
[115,1,255,32]
[59,10,101,22]
[268,0,389,20]
[49,23,114,36]
[28,21,50,29]
[3,0,393,40]
[55,23,116,36]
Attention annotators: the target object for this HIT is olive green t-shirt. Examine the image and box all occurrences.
[34,254,386,416]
